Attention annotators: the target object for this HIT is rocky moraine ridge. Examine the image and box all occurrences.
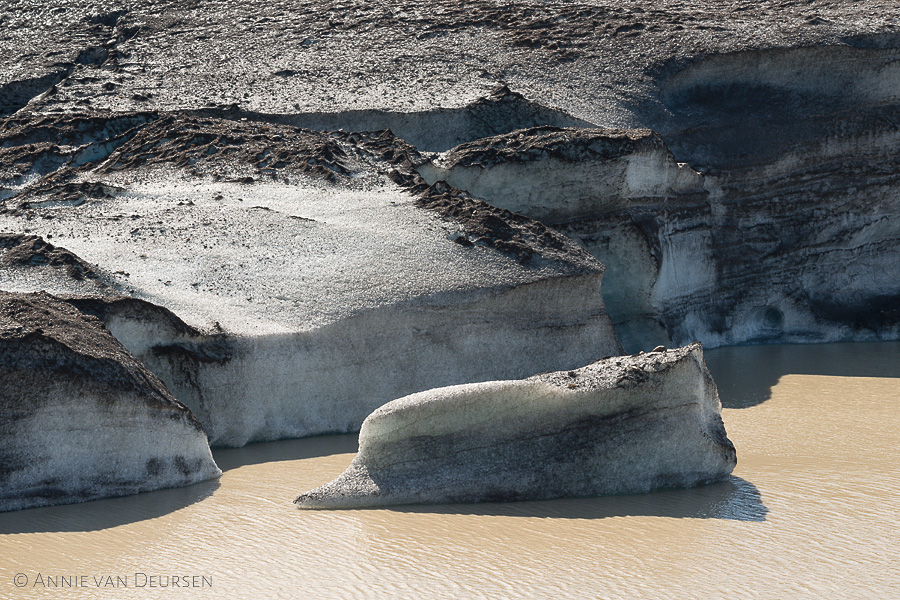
[0,0,896,508]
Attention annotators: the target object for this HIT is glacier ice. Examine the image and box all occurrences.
[295,344,736,509]
[0,291,220,512]
[0,119,622,447]
[420,122,900,352]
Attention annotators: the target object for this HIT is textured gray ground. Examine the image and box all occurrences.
[0,1,894,129]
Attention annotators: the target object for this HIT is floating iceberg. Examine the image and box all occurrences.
[295,344,735,509]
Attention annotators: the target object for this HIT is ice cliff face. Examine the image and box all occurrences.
[421,116,900,351]
[0,116,622,447]
[0,291,220,512]
[295,344,735,509]
[420,126,704,223]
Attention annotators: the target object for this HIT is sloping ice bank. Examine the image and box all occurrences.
[0,118,623,447]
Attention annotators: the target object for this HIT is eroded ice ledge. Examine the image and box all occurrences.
[295,343,736,509]
[418,114,900,352]
[0,291,220,512]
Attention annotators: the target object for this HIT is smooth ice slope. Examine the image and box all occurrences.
[0,291,220,512]
[295,344,735,509]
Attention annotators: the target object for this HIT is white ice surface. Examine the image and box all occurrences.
[1,386,221,512]
[2,170,587,335]
[113,271,619,446]
[1,168,621,446]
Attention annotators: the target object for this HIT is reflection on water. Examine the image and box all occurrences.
[214,435,359,472]
[0,480,220,535]
[706,341,900,408]
[393,475,767,521]
[218,442,769,524]
[0,341,897,599]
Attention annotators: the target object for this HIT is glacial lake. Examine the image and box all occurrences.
[1,342,897,599]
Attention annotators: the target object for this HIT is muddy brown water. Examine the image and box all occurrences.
[1,342,897,599]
